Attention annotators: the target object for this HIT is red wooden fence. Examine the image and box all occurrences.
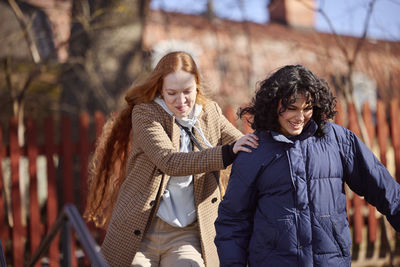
[0,99,399,266]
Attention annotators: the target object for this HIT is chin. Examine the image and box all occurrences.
[288,129,303,136]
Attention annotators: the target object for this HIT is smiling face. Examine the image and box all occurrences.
[277,94,313,137]
[161,70,197,119]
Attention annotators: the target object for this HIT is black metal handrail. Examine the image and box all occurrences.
[27,204,108,267]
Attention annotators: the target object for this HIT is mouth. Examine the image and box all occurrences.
[289,121,304,129]
[175,106,187,112]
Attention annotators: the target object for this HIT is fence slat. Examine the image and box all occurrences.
[44,117,59,266]
[0,121,9,251]
[389,98,400,245]
[335,99,345,126]
[390,99,400,183]
[79,113,90,213]
[362,103,378,242]
[60,115,78,267]
[61,116,74,204]
[347,102,364,244]
[26,119,43,266]
[79,113,91,266]
[376,100,389,167]
[94,112,105,141]
[93,112,106,244]
[10,118,24,267]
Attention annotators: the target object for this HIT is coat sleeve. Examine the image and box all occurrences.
[340,128,400,231]
[213,102,244,145]
[131,104,225,176]
[214,153,258,266]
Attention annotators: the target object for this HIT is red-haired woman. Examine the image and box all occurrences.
[84,51,258,267]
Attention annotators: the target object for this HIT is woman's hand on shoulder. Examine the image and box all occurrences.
[233,133,258,154]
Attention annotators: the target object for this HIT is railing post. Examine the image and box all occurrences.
[61,218,71,267]
[28,213,64,267]
[27,204,108,267]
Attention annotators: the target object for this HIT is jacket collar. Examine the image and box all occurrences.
[271,120,318,144]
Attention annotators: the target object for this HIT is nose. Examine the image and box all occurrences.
[295,111,304,121]
[177,93,185,104]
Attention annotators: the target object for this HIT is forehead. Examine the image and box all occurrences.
[287,93,312,104]
[163,70,196,90]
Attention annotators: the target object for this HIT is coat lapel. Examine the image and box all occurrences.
[171,116,181,152]
[192,109,210,151]
[155,103,180,152]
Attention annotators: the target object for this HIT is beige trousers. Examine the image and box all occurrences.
[131,216,205,267]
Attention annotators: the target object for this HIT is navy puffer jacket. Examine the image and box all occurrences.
[215,121,400,267]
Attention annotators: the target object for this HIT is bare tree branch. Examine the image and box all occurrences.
[299,0,378,149]
[351,0,376,66]
[238,0,253,91]
[7,0,41,63]
[299,0,350,61]
[3,59,13,93]
[85,50,115,111]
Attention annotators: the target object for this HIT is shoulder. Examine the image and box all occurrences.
[198,101,225,124]
[133,101,159,114]
[202,100,222,115]
[231,131,279,185]
[324,121,355,146]
[132,101,168,120]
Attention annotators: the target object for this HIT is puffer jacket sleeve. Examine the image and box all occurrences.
[337,126,400,231]
[214,152,259,266]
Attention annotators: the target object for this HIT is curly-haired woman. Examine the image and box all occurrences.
[84,51,258,267]
[214,64,400,266]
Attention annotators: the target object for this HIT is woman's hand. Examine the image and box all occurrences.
[233,133,259,154]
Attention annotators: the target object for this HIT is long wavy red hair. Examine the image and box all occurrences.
[84,51,209,228]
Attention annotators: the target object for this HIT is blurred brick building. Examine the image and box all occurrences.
[2,0,400,119]
[142,0,400,120]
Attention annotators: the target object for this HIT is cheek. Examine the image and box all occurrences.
[305,111,313,120]
[189,91,197,103]
[163,95,176,106]
[278,113,288,128]
[279,110,291,120]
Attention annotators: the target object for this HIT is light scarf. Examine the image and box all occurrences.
[154,97,212,149]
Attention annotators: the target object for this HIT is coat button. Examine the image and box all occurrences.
[134,230,141,236]
[150,200,156,206]
[157,169,163,174]
[211,197,218,203]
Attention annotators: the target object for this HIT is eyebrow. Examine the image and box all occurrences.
[164,86,194,91]
[287,103,313,108]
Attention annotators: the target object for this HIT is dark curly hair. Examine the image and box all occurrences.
[240,65,336,137]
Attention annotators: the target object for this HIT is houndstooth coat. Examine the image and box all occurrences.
[101,100,243,266]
